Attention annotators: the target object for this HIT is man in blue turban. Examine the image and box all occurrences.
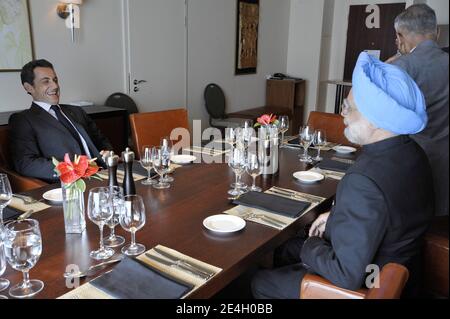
[252,52,434,299]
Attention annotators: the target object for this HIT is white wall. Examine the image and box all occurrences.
[186,0,291,128]
[286,0,326,120]
[0,0,125,112]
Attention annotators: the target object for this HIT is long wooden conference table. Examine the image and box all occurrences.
[2,147,355,299]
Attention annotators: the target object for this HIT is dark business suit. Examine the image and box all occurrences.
[8,103,112,183]
[393,40,449,216]
[252,136,434,299]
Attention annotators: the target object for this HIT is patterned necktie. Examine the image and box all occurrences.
[50,105,86,155]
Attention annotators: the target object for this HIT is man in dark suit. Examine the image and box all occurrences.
[8,59,112,183]
[390,4,449,217]
[251,52,434,299]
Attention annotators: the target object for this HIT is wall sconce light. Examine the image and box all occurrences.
[57,0,83,43]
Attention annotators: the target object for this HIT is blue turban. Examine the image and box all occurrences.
[352,52,427,135]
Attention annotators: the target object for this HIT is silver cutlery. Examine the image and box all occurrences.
[237,212,286,228]
[152,247,215,279]
[17,209,35,221]
[270,187,323,203]
[268,189,319,204]
[63,256,124,279]
[13,194,40,205]
[145,253,210,280]
[331,157,355,164]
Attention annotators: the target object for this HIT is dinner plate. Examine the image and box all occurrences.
[293,171,325,184]
[203,215,246,233]
[333,146,357,154]
[42,188,63,203]
[171,155,196,164]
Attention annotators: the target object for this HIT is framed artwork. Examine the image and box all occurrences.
[0,0,34,72]
[235,0,259,75]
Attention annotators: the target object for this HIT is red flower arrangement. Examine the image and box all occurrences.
[254,114,279,127]
[53,154,100,192]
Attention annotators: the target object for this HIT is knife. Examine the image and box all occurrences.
[145,253,210,280]
[153,248,215,278]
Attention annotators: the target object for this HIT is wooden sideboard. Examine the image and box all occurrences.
[266,78,306,133]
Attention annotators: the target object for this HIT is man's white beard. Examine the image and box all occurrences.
[344,118,373,146]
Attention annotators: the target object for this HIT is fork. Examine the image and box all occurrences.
[237,212,286,228]
[13,194,40,205]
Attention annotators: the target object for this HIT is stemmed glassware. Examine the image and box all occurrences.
[103,186,126,248]
[228,147,246,197]
[225,127,236,146]
[87,187,114,260]
[313,129,327,162]
[160,137,174,183]
[140,146,157,185]
[0,173,12,230]
[299,125,315,163]
[0,230,9,294]
[246,153,262,192]
[278,116,289,147]
[120,194,146,256]
[152,147,171,189]
[4,219,43,298]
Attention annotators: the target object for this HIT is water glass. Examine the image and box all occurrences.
[313,130,327,161]
[152,147,171,189]
[87,187,114,260]
[120,195,146,256]
[4,219,43,298]
[103,186,126,248]
[0,231,9,293]
[246,153,262,192]
[228,147,246,197]
[225,127,236,146]
[140,146,157,185]
[299,126,315,163]
[278,116,289,147]
[0,173,12,229]
[160,137,174,183]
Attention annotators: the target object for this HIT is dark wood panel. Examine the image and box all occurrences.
[343,3,406,81]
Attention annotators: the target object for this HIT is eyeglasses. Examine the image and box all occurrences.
[340,99,352,116]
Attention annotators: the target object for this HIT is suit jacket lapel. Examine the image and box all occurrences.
[30,103,73,138]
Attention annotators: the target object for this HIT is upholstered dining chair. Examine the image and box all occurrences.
[306,111,355,146]
[129,108,189,159]
[0,126,48,192]
[300,263,409,299]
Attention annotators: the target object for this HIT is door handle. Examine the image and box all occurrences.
[133,79,147,85]
[133,87,139,92]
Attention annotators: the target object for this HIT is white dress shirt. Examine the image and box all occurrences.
[34,101,92,158]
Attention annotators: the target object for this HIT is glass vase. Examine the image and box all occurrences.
[61,182,86,234]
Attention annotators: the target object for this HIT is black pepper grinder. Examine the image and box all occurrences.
[105,151,119,187]
[122,147,136,196]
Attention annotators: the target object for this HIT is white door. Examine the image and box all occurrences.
[124,0,186,112]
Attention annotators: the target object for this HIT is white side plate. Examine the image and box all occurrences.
[171,155,197,164]
[42,188,63,203]
[333,146,357,154]
[293,171,325,184]
[203,215,246,233]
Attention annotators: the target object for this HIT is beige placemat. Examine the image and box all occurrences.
[8,196,51,213]
[225,187,326,230]
[58,245,222,299]
[97,170,146,183]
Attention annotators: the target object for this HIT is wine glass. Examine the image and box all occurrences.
[228,147,246,197]
[225,127,236,146]
[4,219,43,298]
[299,126,315,163]
[120,195,146,256]
[103,186,126,248]
[160,137,174,183]
[0,230,9,293]
[278,116,289,147]
[140,146,157,185]
[313,130,327,161]
[87,187,115,260]
[0,173,12,229]
[246,153,262,192]
[152,147,171,189]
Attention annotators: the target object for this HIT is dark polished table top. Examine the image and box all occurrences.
[2,147,355,299]
[0,105,126,126]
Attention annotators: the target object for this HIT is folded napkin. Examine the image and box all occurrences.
[316,158,352,172]
[2,205,22,221]
[233,191,311,218]
[89,257,194,299]
[5,196,51,216]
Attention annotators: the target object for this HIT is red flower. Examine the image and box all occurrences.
[257,114,277,126]
[54,154,99,185]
